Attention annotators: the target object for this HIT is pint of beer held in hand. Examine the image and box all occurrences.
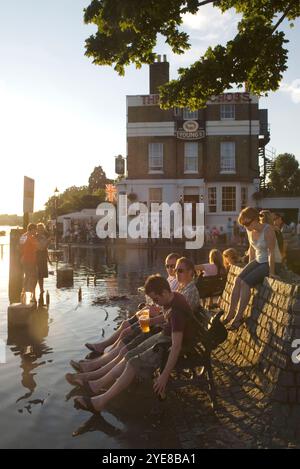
[139,310,150,333]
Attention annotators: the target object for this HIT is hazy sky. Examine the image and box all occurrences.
[0,0,299,215]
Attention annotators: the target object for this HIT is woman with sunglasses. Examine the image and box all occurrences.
[175,257,200,313]
[223,206,282,330]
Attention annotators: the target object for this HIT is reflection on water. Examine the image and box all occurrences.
[7,308,52,406]
[0,236,204,448]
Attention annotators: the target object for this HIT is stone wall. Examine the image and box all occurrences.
[216,266,300,406]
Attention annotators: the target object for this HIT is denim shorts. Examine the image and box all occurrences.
[238,260,281,287]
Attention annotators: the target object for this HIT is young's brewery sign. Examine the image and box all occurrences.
[176,120,205,140]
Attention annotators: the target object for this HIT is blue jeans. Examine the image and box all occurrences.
[238,260,281,287]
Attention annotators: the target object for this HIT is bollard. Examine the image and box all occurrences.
[46,291,50,307]
[78,287,82,302]
[57,267,74,288]
[9,229,25,304]
[38,292,44,308]
[87,275,90,286]
[93,275,97,286]
[7,302,36,327]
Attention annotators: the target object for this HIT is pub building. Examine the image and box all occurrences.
[117,55,270,231]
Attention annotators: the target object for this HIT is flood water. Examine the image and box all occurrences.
[0,228,205,449]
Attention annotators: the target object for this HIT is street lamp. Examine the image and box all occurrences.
[54,187,60,250]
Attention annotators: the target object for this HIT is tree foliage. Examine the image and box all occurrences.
[268,153,300,195]
[84,0,300,108]
[88,165,112,191]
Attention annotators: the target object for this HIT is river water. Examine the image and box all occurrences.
[1,228,202,449]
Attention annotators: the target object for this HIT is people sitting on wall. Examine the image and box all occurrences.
[222,207,282,331]
[195,249,226,277]
[71,274,195,413]
[83,253,181,355]
[65,257,200,388]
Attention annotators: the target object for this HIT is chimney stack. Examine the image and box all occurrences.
[149,55,170,94]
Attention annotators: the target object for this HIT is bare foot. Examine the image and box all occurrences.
[85,343,106,354]
[65,373,85,387]
[74,395,106,413]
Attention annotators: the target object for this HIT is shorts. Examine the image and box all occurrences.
[238,260,281,287]
[126,332,171,380]
[125,326,162,351]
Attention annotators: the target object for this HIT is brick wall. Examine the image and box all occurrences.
[217,266,300,407]
[205,135,259,182]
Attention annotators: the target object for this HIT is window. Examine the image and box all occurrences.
[174,107,182,117]
[183,108,198,120]
[220,142,236,173]
[220,104,235,120]
[184,142,198,173]
[149,143,163,172]
[241,187,248,209]
[149,188,163,204]
[208,187,217,213]
[222,187,236,212]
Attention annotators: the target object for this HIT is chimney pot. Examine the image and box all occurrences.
[149,56,170,93]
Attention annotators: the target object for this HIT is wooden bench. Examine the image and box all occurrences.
[195,274,227,308]
[156,308,228,410]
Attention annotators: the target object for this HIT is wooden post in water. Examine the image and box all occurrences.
[9,229,25,304]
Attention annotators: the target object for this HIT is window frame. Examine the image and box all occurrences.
[183,108,198,120]
[220,103,235,120]
[148,142,164,174]
[184,142,198,174]
[220,141,236,174]
[222,186,236,212]
[208,187,217,213]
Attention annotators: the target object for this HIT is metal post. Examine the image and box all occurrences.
[55,198,58,251]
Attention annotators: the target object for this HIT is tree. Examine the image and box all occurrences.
[268,153,300,195]
[88,165,111,192]
[83,0,299,108]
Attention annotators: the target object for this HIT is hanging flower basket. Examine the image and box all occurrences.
[127,192,138,202]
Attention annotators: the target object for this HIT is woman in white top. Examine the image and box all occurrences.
[224,207,281,330]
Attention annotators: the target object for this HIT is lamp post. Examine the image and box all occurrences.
[54,187,60,250]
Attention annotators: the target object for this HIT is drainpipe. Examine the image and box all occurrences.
[248,97,252,171]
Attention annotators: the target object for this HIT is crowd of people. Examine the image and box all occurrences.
[65,205,292,414]
[62,221,98,244]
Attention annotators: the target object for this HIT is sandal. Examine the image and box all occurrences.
[74,396,98,414]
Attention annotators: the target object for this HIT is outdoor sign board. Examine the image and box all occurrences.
[23,176,35,213]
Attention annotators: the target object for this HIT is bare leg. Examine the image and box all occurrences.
[73,347,128,383]
[88,361,136,410]
[89,357,128,393]
[79,342,124,372]
[85,320,131,353]
[223,277,241,324]
[230,280,250,324]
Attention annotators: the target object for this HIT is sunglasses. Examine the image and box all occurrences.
[165,264,175,269]
[175,268,186,274]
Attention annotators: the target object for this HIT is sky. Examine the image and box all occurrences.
[0,0,299,215]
